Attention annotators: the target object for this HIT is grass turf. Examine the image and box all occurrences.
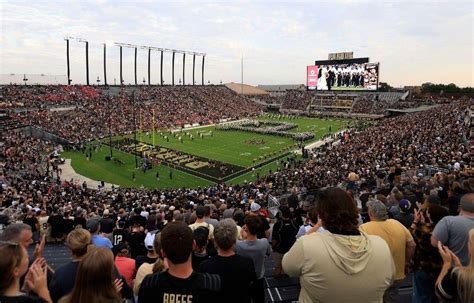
[65,116,348,189]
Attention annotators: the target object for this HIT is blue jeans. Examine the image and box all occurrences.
[413,269,438,303]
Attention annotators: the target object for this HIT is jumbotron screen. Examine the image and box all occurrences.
[313,62,379,91]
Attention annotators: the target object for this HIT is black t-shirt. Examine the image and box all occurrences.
[112,229,128,247]
[73,217,87,229]
[23,217,38,233]
[49,261,80,303]
[127,231,146,259]
[138,270,221,303]
[272,218,298,254]
[47,214,63,238]
[192,252,212,272]
[199,255,257,303]
[0,295,47,303]
[256,215,270,239]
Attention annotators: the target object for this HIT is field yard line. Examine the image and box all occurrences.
[61,159,118,190]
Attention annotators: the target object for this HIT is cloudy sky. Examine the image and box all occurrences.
[1,0,472,87]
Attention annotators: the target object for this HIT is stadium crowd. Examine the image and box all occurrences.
[0,85,473,303]
[3,85,261,142]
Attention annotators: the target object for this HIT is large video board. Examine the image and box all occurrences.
[311,62,379,91]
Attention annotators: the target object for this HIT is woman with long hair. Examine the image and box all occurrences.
[59,247,122,303]
[282,187,394,303]
[49,228,92,302]
[0,241,52,303]
[436,229,474,302]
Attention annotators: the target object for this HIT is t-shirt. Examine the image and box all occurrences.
[115,256,136,287]
[359,219,414,280]
[235,239,272,279]
[38,216,49,234]
[127,231,146,259]
[111,229,128,247]
[23,217,38,233]
[49,261,80,303]
[432,215,474,266]
[272,218,299,254]
[47,214,63,238]
[199,255,257,303]
[0,295,47,303]
[138,270,221,303]
[92,234,113,249]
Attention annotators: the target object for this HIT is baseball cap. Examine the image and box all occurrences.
[399,199,411,212]
[144,231,157,251]
[250,202,261,212]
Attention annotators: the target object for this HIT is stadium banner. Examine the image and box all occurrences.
[316,62,379,91]
[306,65,318,90]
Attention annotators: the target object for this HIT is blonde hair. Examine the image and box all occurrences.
[66,228,92,257]
[457,229,474,303]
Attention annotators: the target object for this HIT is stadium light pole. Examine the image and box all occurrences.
[202,55,205,85]
[103,43,107,86]
[172,51,175,85]
[119,46,123,85]
[134,47,138,85]
[182,53,186,85]
[65,38,71,85]
[160,50,164,85]
[148,48,151,85]
[85,41,89,85]
[192,54,195,86]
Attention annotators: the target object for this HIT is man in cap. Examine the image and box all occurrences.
[431,193,474,265]
[359,200,416,303]
[249,202,270,239]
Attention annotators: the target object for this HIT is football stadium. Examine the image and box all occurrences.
[1,2,473,303]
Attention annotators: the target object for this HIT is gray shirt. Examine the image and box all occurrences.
[235,239,272,279]
[433,215,474,265]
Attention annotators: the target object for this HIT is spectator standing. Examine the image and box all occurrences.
[86,219,113,249]
[272,206,298,277]
[360,200,416,303]
[114,243,136,288]
[49,228,91,303]
[138,222,221,303]
[200,219,257,303]
[282,187,394,303]
[59,247,122,303]
[431,193,474,266]
[236,215,272,303]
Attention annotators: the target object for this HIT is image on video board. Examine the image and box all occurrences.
[316,63,379,91]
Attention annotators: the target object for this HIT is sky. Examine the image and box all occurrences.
[1,0,473,87]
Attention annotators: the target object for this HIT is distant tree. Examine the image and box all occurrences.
[378,82,392,92]
[421,82,474,94]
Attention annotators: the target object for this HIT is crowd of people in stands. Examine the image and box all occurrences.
[0,84,472,303]
[2,85,261,142]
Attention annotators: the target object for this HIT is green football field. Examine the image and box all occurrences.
[64,116,348,189]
